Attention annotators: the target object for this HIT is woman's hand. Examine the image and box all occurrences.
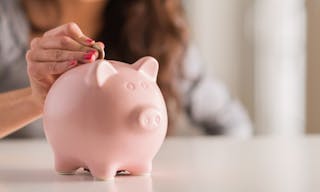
[26,22,104,110]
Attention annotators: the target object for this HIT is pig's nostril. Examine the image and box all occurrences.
[139,108,161,129]
[144,118,150,125]
[154,115,161,126]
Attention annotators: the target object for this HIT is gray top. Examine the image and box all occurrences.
[0,0,252,138]
[0,0,43,138]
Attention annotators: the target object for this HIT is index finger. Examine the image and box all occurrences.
[43,22,95,46]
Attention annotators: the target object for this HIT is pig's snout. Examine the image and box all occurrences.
[138,107,162,129]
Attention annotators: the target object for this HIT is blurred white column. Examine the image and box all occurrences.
[254,0,306,135]
[184,0,255,119]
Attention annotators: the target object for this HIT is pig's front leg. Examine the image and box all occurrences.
[54,155,80,175]
[88,163,117,180]
[128,162,152,176]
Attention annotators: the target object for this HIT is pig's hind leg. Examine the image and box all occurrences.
[54,155,80,175]
[88,163,117,181]
[128,162,152,176]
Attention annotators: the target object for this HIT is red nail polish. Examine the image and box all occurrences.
[85,38,94,44]
[69,60,78,66]
[83,53,94,60]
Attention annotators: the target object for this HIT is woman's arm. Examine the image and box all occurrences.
[0,88,42,138]
[0,23,104,138]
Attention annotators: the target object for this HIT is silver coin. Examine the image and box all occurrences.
[92,43,105,59]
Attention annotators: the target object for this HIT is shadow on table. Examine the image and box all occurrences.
[0,168,154,192]
[0,168,94,183]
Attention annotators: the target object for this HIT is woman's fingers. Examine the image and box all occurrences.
[26,50,78,76]
[28,48,97,63]
[94,42,105,50]
[36,36,97,53]
[43,22,94,46]
[28,60,79,77]
[26,23,102,107]
[31,23,104,61]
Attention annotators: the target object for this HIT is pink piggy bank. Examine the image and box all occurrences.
[43,57,168,180]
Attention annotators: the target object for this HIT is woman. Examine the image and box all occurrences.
[0,0,252,138]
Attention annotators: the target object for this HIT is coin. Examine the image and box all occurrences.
[92,43,105,59]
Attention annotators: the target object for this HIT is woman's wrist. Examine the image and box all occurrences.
[26,88,44,115]
[15,87,44,115]
[0,88,43,138]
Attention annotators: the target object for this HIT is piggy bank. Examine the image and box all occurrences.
[43,57,168,180]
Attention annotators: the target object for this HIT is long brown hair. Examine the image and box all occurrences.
[99,0,189,133]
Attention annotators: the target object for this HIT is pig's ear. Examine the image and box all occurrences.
[85,60,117,87]
[133,57,159,82]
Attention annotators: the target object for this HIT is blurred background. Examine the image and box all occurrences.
[2,0,320,138]
[181,0,319,136]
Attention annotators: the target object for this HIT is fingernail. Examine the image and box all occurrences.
[83,52,94,60]
[85,38,94,44]
[91,50,99,58]
[68,60,78,67]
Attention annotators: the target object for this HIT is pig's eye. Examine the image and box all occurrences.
[140,81,149,89]
[125,82,136,90]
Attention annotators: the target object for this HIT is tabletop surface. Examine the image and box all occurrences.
[1,136,320,192]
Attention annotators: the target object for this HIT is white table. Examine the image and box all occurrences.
[0,136,320,192]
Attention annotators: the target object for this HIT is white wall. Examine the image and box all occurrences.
[184,0,307,135]
[184,0,254,120]
[253,0,306,135]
